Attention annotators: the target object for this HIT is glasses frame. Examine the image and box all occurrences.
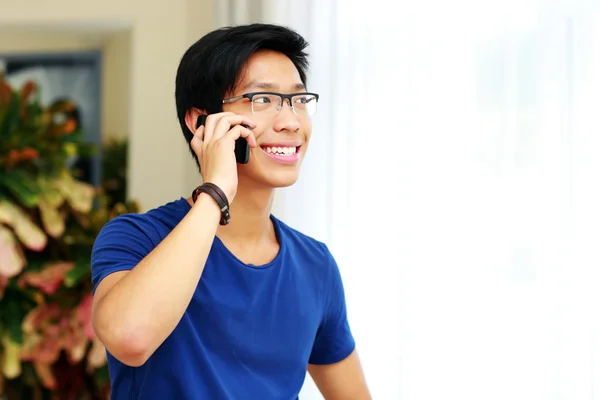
[222,91,320,116]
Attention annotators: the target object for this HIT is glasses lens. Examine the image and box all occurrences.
[250,93,319,115]
[251,94,281,114]
[293,94,318,116]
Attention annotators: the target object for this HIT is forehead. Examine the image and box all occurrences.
[235,50,304,93]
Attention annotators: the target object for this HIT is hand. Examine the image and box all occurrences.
[190,112,257,203]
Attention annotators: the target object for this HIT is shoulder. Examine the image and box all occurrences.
[273,216,337,273]
[274,217,331,254]
[93,198,190,252]
[90,198,190,290]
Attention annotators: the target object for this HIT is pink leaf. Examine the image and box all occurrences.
[0,274,8,299]
[33,362,57,390]
[21,304,64,365]
[77,293,95,339]
[19,262,74,295]
[22,303,61,334]
[64,318,87,364]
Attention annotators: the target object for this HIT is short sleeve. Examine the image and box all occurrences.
[90,215,155,295]
[308,246,356,365]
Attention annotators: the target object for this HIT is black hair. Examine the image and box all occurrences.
[175,23,310,168]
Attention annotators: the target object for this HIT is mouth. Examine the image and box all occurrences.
[259,144,302,164]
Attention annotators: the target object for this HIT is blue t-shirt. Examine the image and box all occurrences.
[91,198,355,399]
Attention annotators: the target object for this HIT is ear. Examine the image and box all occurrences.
[184,108,206,134]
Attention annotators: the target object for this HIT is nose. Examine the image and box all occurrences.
[273,100,300,133]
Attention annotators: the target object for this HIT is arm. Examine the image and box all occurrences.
[91,112,256,367]
[308,245,371,399]
[308,350,370,400]
[91,194,220,367]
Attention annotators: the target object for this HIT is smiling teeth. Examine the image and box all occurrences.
[264,146,297,155]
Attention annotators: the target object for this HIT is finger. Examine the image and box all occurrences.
[195,124,205,141]
[210,115,257,142]
[203,112,234,145]
[220,125,257,148]
[190,125,204,155]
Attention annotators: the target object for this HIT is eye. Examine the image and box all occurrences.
[253,96,272,104]
[294,95,315,105]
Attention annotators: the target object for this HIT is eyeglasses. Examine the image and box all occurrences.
[222,92,319,116]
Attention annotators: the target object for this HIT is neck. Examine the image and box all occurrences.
[187,179,276,243]
[218,180,275,242]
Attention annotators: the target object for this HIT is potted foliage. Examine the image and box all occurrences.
[0,75,139,399]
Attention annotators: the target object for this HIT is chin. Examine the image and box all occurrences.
[242,168,300,189]
[264,171,300,188]
[239,151,305,186]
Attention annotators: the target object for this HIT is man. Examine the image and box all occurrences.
[91,23,370,399]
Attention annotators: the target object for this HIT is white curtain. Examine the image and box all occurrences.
[256,0,600,399]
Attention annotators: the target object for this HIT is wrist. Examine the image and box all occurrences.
[190,192,222,224]
[200,179,235,204]
[191,183,231,225]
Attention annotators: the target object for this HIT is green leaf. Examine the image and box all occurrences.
[21,362,38,386]
[22,258,45,273]
[2,297,25,345]
[60,129,84,143]
[0,283,37,346]
[8,317,23,345]
[76,142,98,159]
[0,92,20,138]
[64,258,90,287]
[94,365,110,386]
[0,169,41,207]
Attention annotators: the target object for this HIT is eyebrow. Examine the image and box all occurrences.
[242,81,307,92]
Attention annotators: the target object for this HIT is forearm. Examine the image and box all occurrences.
[93,193,220,365]
[309,351,371,400]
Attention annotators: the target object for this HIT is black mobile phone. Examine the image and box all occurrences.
[196,115,250,164]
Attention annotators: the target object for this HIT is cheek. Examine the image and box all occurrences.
[251,129,266,148]
[304,135,312,152]
[302,120,312,140]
